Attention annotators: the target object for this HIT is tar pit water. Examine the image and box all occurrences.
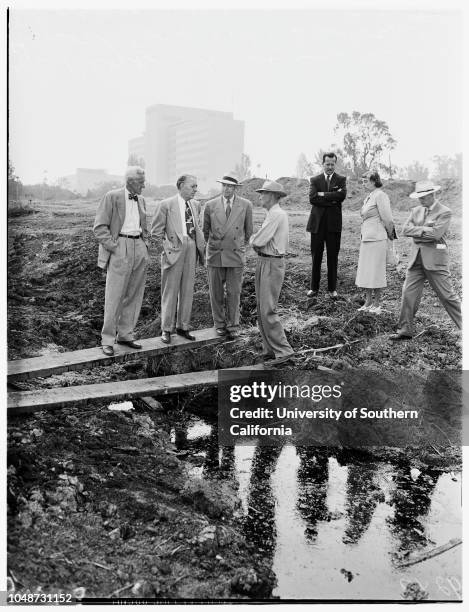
[168,415,461,602]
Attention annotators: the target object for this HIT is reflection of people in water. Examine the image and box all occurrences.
[202,423,235,479]
[296,447,330,543]
[387,463,439,553]
[342,462,381,545]
[244,444,283,555]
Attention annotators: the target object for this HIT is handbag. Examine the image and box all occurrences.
[386,239,399,266]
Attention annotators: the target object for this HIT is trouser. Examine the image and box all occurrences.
[255,257,294,358]
[310,217,341,292]
[161,236,196,332]
[397,252,462,335]
[207,265,243,331]
[101,236,148,346]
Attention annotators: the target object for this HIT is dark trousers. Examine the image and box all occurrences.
[310,218,341,292]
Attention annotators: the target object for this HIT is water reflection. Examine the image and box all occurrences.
[295,447,330,543]
[342,462,381,545]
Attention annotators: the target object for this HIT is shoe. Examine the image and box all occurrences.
[176,328,196,341]
[306,290,318,297]
[226,330,238,341]
[117,339,142,349]
[272,353,295,365]
[357,305,371,311]
[389,333,412,341]
[368,306,382,314]
[262,353,276,362]
[102,345,114,356]
[215,328,227,336]
[161,331,171,344]
[328,291,338,298]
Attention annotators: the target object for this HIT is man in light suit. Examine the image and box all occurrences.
[307,152,347,298]
[151,174,205,344]
[390,179,461,340]
[203,175,253,339]
[93,166,149,356]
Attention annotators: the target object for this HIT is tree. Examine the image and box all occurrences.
[431,154,462,180]
[400,161,430,181]
[295,153,315,179]
[233,153,252,181]
[127,153,145,168]
[8,160,22,202]
[334,111,397,177]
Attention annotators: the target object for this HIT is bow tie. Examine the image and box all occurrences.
[128,193,138,202]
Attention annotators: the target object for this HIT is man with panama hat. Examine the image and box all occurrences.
[203,175,253,339]
[390,179,461,341]
[249,180,294,362]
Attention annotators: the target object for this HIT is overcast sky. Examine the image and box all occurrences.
[9,8,462,184]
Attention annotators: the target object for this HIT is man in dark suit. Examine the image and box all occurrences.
[306,152,347,297]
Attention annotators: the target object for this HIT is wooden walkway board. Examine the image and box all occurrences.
[7,365,266,415]
[7,328,224,382]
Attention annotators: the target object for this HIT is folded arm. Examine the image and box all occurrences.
[249,214,281,249]
[403,210,451,242]
[309,177,347,207]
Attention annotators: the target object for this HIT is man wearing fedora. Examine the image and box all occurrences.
[249,180,294,362]
[203,175,253,339]
[93,166,149,356]
[307,152,347,298]
[151,174,205,344]
[390,179,461,340]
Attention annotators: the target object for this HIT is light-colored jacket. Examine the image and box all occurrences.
[402,200,451,270]
[360,189,394,242]
[150,195,205,266]
[93,188,148,269]
[203,195,253,267]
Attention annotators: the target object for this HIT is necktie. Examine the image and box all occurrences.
[185,200,195,239]
[128,193,138,202]
[326,177,331,192]
[225,197,231,220]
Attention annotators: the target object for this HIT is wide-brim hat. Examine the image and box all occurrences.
[216,175,241,187]
[409,179,441,199]
[255,180,287,198]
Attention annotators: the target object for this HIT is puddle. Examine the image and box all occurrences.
[167,414,462,601]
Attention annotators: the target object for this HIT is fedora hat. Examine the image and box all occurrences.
[216,175,241,186]
[255,180,287,198]
[409,179,441,199]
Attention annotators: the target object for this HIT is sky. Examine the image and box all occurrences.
[8,8,462,184]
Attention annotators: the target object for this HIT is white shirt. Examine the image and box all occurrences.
[249,203,289,256]
[120,188,141,235]
[177,193,189,237]
[324,172,335,184]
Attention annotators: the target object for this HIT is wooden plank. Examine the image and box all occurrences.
[7,328,224,382]
[7,365,267,415]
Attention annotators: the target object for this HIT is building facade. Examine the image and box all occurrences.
[130,104,244,192]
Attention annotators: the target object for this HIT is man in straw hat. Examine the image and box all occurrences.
[93,166,149,356]
[203,175,253,340]
[390,179,461,341]
[249,180,295,363]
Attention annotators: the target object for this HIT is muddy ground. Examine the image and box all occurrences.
[7,191,462,600]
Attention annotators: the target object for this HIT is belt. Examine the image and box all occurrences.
[119,233,141,239]
[258,252,285,258]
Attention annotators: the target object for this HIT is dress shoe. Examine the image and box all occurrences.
[176,328,196,341]
[389,333,412,341]
[117,339,142,349]
[368,306,382,314]
[272,353,295,365]
[306,289,318,297]
[357,304,371,312]
[262,353,276,362]
[226,330,238,341]
[161,331,171,344]
[102,345,114,356]
[328,291,338,298]
[215,328,227,336]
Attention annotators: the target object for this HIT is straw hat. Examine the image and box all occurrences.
[409,179,441,199]
[255,180,287,197]
[216,175,241,186]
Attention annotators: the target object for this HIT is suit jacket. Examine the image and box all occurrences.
[306,172,347,233]
[203,194,253,267]
[402,200,452,271]
[360,189,394,242]
[150,195,205,266]
[93,187,148,270]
